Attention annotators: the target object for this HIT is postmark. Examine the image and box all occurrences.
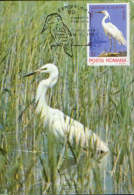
[87,3,130,66]
[41,4,89,58]
[41,13,73,57]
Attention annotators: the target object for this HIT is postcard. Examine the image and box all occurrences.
[0,1,133,194]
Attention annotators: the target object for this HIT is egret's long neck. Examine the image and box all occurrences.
[35,71,58,118]
[102,15,108,26]
[35,79,50,116]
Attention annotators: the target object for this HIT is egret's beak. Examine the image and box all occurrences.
[96,11,103,14]
[23,69,40,77]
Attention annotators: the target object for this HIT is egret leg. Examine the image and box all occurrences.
[109,36,112,53]
[114,39,116,53]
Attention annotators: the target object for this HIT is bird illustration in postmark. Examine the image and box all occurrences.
[41,13,73,57]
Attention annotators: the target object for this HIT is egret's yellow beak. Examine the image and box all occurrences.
[96,11,103,14]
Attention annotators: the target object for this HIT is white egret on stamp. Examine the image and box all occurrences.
[24,64,109,155]
[96,10,126,52]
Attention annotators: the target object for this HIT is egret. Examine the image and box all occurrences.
[24,64,109,155]
[96,10,127,52]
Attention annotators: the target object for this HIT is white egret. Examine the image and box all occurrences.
[24,64,109,154]
[96,10,127,52]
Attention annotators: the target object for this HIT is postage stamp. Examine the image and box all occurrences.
[87,3,130,66]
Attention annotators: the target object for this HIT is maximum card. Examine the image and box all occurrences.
[87,3,130,66]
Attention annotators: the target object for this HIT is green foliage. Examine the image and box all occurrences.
[0,1,134,194]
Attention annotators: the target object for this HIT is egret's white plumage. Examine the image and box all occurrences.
[24,64,109,154]
[96,10,127,48]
